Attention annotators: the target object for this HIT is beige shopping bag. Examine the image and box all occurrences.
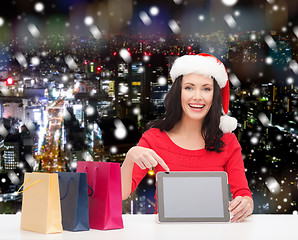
[19,172,63,234]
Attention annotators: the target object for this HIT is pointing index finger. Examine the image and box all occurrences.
[152,151,170,172]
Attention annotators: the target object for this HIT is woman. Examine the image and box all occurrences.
[121,53,254,223]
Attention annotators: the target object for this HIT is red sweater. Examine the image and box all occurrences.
[131,128,252,213]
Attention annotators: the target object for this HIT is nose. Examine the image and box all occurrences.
[192,90,202,100]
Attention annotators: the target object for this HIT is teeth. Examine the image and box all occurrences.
[189,104,204,108]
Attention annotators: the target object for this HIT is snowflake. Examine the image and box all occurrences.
[250,137,259,145]
[229,74,241,88]
[147,178,154,185]
[265,35,277,49]
[157,76,167,86]
[250,33,256,41]
[139,11,152,26]
[84,16,94,26]
[114,119,127,140]
[15,52,28,68]
[224,14,237,28]
[289,60,298,74]
[0,124,8,138]
[149,6,159,16]
[31,56,40,66]
[198,15,205,21]
[27,23,40,38]
[65,55,77,69]
[119,84,129,94]
[25,154,35,167]
[265,56,273,65]
[83,151,93,161]
[234,10,240,17]
[261,167,267,173]
[168,20,181,34]
[90,25,102,39]
[85,105,95,116]
[252,88,260,96]
[287,77,294,84]
[71,162,77,168]
[110,146,118,154]
[63,110,71,120]
[66,143,72,150]
[133,107,140,115]
[34,2,44,12]
[8,171,20,185]
[272,5,279,11]
[173,0,183,5]
[221,0,238,7]
[119,48,132,63]
[143,55,150,62]
[258,113,270,126]
[0,17,4,27]
[265,177,281,195]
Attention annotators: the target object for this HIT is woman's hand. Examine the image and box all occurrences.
[229,196,253,223]
[126,146,170,172]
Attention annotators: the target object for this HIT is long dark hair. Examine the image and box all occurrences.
[147,75,224,152]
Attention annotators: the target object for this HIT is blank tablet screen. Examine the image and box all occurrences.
[163,177,224,218]
[157,171,230,222]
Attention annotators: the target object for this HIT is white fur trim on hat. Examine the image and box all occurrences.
[219,115,237,133]
[170,55,228,88]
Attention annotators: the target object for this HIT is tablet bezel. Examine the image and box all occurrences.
[157,171,230,222]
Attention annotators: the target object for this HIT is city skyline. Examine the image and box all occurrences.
[0,0,297,215]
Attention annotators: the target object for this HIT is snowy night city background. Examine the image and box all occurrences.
[0,0,297,215]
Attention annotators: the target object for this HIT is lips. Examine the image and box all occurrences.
[188,103,205,109]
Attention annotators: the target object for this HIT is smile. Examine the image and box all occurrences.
[188,104,205,112]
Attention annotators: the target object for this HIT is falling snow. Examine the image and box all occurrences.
[114,119,127,140]
[0,17,4,26]
[168,20,181,34]
[224,14,237,28]
[27,23,40,38]
[0,0,297,215]
[139,11,152,26]
[221,0,238,7]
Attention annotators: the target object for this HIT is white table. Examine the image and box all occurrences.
[0,214,297,240]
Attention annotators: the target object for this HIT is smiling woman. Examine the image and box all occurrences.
[121,53,254,223]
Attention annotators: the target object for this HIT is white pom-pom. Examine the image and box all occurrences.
[219,115,237,133]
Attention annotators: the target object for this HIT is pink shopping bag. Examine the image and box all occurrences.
[77,161,124,230]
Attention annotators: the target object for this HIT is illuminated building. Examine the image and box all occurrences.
[3,142,19,171]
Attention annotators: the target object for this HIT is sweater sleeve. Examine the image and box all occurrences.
[130,131,152,195]
[224,134,252,200]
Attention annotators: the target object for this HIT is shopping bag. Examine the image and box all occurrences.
[19,172,63,234]
[77,161,124,230]
[57,172,90,231]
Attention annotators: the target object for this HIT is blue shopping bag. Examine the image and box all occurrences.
[57,172,90,231]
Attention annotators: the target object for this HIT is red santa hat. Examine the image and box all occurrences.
[169,53,237,133]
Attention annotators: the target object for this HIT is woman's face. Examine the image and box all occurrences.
[180,73,214,122]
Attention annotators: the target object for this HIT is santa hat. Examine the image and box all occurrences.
[169,53,237,133]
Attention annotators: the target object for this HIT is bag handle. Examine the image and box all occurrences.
[88,185,94,197]
[83,165,98,197]
[17,178,43,194]
[60,177,74,200]
[59,176,94,200]
[92,167,98,197]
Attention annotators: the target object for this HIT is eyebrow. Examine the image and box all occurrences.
[183,83,213,87]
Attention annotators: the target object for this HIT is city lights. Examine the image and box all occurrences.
[0,0,297,216]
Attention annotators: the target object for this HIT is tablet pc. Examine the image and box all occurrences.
[156,171,230,222]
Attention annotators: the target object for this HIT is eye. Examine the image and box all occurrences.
[203,87,211,91]
[185,86,192,90]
